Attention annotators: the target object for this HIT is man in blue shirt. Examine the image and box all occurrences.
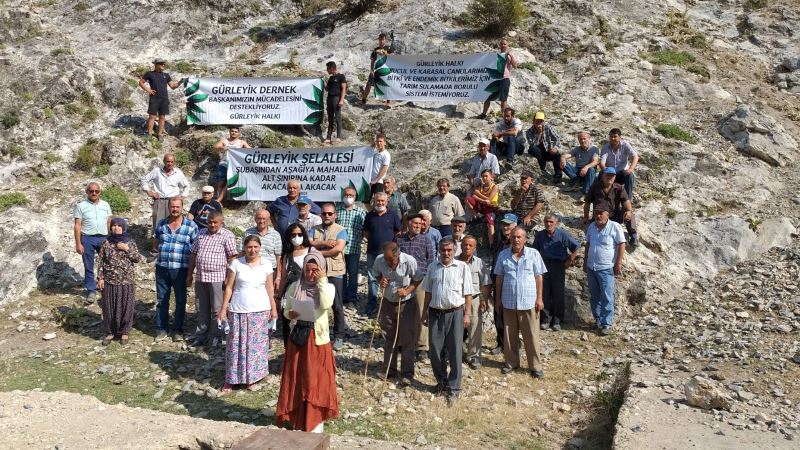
[73,182,112,304]
[153,197,199,342]
[267,179,321,236]
[533,213,580,331]
[362,192,401,315]
[584,204,626,335]
[494,227,547,378]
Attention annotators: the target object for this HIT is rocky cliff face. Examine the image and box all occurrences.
[1,0,798,312]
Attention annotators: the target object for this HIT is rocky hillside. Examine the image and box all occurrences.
[0,0,799,446]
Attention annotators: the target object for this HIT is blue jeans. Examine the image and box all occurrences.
[564,164,598,193]
[155,266,188,333]
[587,268,615,328]
[343,252,360,303]
[615,172,635,199]
[365,253,379,314]
[80,234,106,294]
[491,135,525,164]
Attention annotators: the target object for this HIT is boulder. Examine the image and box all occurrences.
[684,376,733,411]
[717,105,799,167]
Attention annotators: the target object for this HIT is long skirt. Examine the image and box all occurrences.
[225,310,271,385]
[275,329,339,431]
[101,283,135,336]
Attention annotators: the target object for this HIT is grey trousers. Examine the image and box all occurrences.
[151,198,170,231]
[463,296,483,361]
[380,298,419,378]
[195,281,224,341]
[428,307,464,394]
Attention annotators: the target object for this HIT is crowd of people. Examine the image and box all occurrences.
[70,36,641,433]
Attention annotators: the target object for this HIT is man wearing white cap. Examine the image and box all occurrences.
[466,138,501,190]
[139,58,183,139]
[188,186,223,230]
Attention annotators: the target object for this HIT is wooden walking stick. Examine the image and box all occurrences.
[382,291,403,382]
[362,289,385,380]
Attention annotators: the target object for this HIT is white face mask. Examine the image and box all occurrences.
[291,236,304,247]
[374,205,386,212]
[343,197,355,206]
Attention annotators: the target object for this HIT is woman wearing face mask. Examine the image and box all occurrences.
[275,252,339,432]
[217,235,278,394]
[277,224,321,347]
[96,218,142,346]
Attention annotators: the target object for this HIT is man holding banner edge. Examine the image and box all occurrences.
[478,38,518,119]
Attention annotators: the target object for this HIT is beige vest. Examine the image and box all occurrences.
[312,222,346,277]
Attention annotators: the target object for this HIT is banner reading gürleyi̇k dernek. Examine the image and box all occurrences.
[371,53,509,102]
[225,147,375,202]
[183,77,325,125]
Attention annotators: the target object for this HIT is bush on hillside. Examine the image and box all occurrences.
[463,0,527,36]
[100,186,131,213]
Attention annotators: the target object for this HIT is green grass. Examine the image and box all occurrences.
[687,64,710,82]
[666,208,678,218]
[656,123,697,144]
[261,131,304,149]
[43,152,62,163]
[94,164,110,177]
[9,144,24,158]
[64,102,81,115]
[80,91,95,106]
[647,50,695,66]
[100,186,132,213]
[83,107,99,121]
[50,47,73,57]
[0,192,28,212]
[43,107,54,119]
[743,0,767,11]
[2,112,20,129]
[74,140,101,171]
[172,60,193,74]
[173,150,191,167]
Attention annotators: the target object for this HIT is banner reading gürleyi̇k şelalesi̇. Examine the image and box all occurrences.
[225,147,375,202]
[370,53,509,102]
[182,77,325,125]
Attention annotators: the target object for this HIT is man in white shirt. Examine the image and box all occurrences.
[140,152,190,245]
[422,238,473,406]
[368,133,391,208]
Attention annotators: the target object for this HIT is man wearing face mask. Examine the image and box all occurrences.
[362,192,402,316]
[336,186,366,306]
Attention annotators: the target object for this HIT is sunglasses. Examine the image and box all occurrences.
[290,233,303,237]
[321,212,335,216]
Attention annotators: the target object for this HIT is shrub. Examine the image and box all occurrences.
[79,91,94,106]
[83,107,99,121]
[656,123,697,144]
[2,112,20,129]
[9,144,24,158]
[647,50,695,66]
[173,60,193,73]
[43,152,61,163]
[743,0,767,11]
[173,149,191,167]
[50,47,73,57]
[464,0,527,36]
[0,192,28,212]
[261,131,304,148]
[687,64,710,82]
[64,103,81,115]
[94,164,110,177]
[74,141,100,171]
[100,186,131,212]
[43,107,54,119]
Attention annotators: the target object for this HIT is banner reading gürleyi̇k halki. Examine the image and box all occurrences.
[371,53,508,102]
[225,147,375,202]
[182,77,325,125]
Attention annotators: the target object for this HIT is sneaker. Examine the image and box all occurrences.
[172,333,185,343]
[332,338,344,351]
[501,365,514,375]
[399,376,413,387]
[446,393,459,407]
[629,233,639,248]
[154,331,169,342]
[489,346,503,355]
[416,350,429,363]
[551,322,562,331]
[84,291,98,305]
[531,370,544,379]
[211,336,223,347]
[540,321,549,331]
[599,326,613,336]
[467,358,481,370]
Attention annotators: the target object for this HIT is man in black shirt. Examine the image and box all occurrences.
[360,32,392,107]
[139,58,182,139]
[324,61,347,144]
[188,186,223,229]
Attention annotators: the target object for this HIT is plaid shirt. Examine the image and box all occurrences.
[513,184,548,220]
[155,217,199,269]
[397,232,435,276]
[190,228,237,283]
[335,205,366,255]
[493,247,547,310]
[525,123,561,152]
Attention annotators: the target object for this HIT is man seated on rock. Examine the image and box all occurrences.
[561,131,600,194]
[510,170,547,232]
[490,107,526,170]
[599,128,639,200]
[525,111,562,183]
[428,178,465,238]
[467,138,501,191]
[583,167,639,248]
[187,186,222,230]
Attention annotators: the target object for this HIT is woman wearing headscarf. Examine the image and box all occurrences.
[217,235,278,393]
[275,252,339,433]
[96,217,142,346]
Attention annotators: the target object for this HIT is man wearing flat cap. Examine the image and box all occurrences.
[139,58,183,139]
